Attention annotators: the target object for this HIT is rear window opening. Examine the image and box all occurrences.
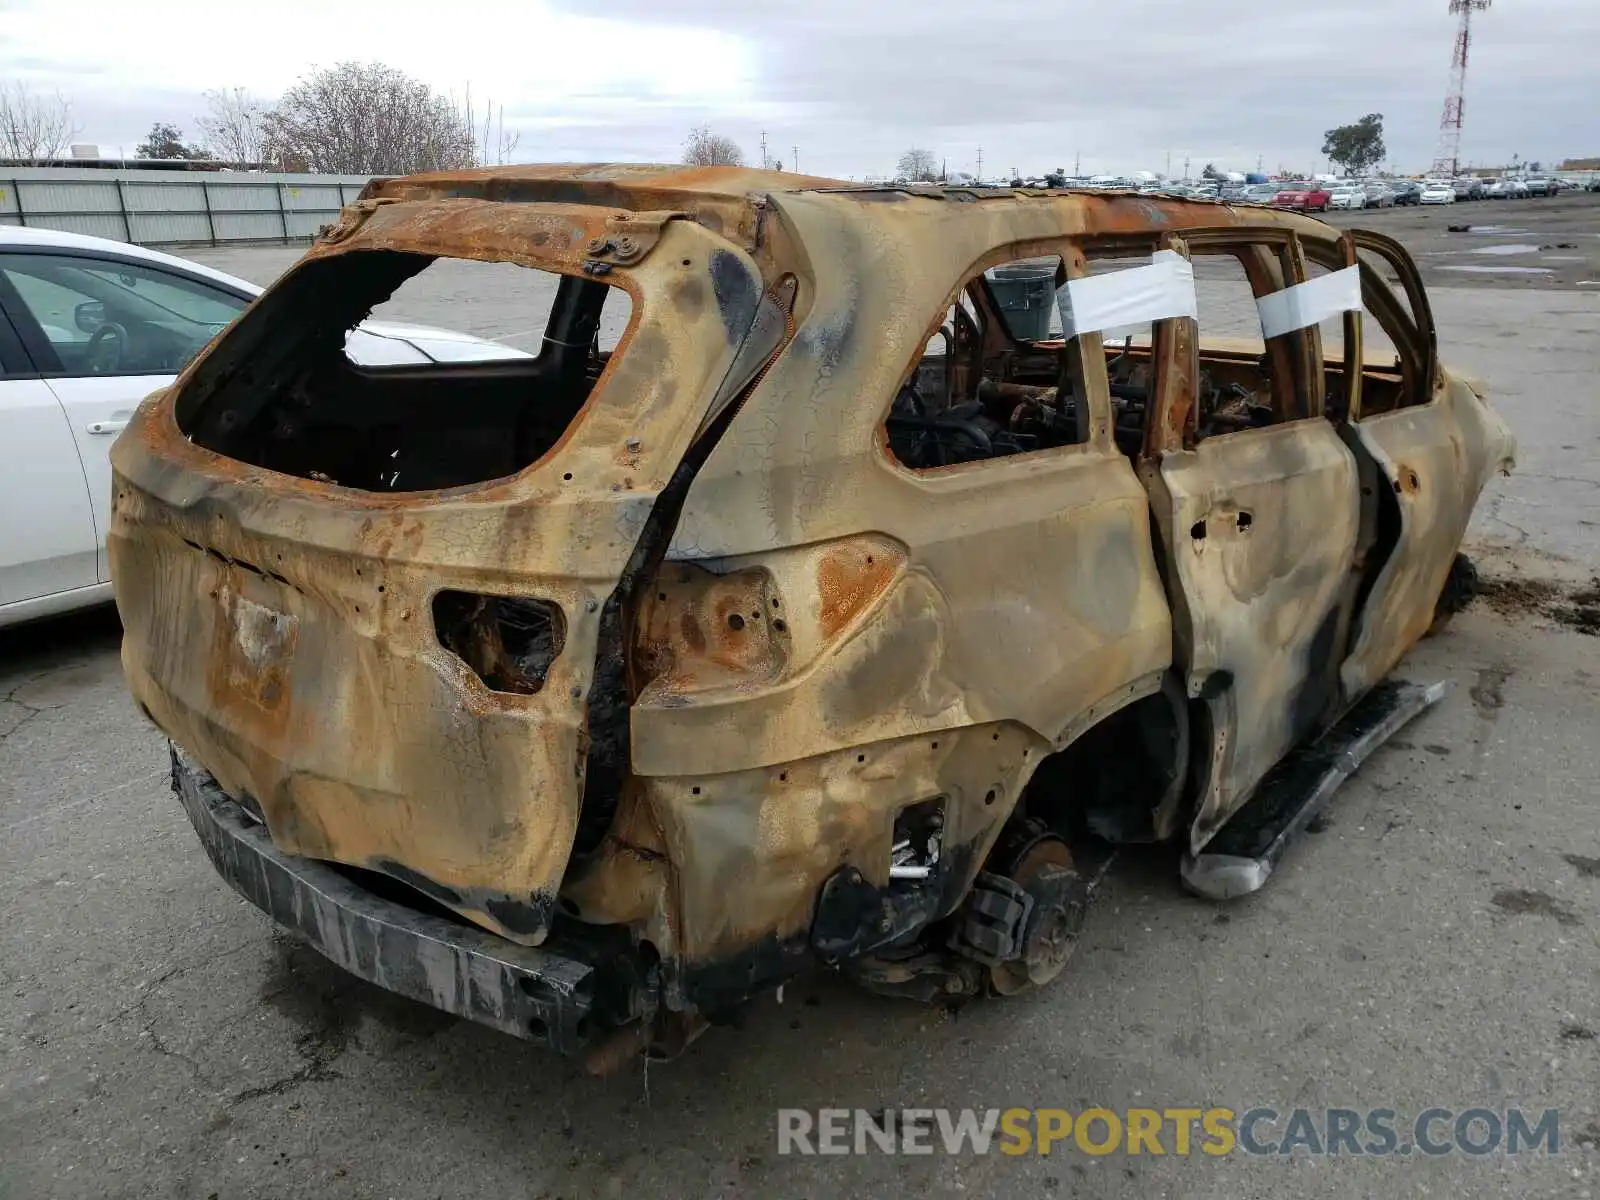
[176,250,634,492]
[886,254,1091,472]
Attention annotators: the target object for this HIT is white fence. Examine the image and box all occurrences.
[0,168,373,246]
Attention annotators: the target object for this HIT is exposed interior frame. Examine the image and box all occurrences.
[1072,226,1325,460]
[174,247,643,494]
[1302,229,1438,421]
[876,235,1116,473]
[1322,232,1365,424]
[874,219,1439,480]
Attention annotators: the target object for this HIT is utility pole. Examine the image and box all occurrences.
[1257,154,1264,172]
[760,130,769,170]
[1433,0,1492,178]
[1165,150,1171,178]
[976,146,983,181]
[793,146,799,175]
[1183,155,1190,182]
[1073,151,1080,176]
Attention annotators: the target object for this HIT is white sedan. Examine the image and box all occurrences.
[1419,181,1456,205]
[0,226,528,629]
[1326,184,1367,210]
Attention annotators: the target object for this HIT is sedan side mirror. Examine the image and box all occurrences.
[74,300,106,333]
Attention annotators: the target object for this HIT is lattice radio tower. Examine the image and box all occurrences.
[1431,0,1492,178]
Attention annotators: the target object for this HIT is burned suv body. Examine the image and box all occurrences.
[111,166,1513,1063]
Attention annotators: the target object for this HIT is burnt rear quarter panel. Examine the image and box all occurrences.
[619,190,1176,963]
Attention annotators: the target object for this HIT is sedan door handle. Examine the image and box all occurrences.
[87,420,129,436]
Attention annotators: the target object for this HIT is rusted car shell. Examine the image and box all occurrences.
[113,198,770,944]
[110,165,1514,1038]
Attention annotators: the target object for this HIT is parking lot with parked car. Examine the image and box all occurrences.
[1270,179,1330,211]
[1327,181,1366,210]
[1322,187,1600,289]
[4,187,1599,1200]
[0,227,530,631]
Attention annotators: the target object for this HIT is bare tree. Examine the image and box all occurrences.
[497,126,522,165]
[196,88,270,167]
[263,62,476,175]
[682,125,745,167]
[0,82,79,165]
[462,90,520,167]
[897,148,939,182]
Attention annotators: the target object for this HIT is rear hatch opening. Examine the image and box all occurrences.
[176,250,634,492]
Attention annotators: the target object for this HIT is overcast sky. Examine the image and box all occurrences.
[2,0,1594,176]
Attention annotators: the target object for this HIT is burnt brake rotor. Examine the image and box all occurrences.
[970,822,1089,996]
[843,819,1096,1004]
[989,839,1081,995]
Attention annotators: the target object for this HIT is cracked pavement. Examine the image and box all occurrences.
[1,247,1597,1200]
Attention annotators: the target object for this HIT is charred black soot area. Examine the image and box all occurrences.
[708,248,761,345]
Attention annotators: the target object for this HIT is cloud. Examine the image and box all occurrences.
[2,0,1593,174]
[542,0,1600,174]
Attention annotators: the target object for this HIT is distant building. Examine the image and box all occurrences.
[1558,157,1600,171]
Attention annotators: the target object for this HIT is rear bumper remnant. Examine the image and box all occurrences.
[170,750,613,1053]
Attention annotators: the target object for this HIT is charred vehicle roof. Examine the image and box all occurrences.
[111,164,1514,1065]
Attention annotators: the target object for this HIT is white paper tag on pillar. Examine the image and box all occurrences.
[1256,265,1363,339]
[1056,249,1198,339]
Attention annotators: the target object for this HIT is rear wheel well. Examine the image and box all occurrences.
[1020,674,1191,844]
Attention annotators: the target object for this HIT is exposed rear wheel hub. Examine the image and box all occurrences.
[986,834,1085,995]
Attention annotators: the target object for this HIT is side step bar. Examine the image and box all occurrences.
[1182,679,1447,900]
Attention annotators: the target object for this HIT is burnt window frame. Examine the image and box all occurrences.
[875,237,1116,477]
[173,246,643,487]
[1293,231,1367,425]
[1087,227,1330,459]
[1299,230,1437,421]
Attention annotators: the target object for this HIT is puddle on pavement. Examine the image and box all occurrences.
[1469,244,1543,256]
[1462,225,1531,236]
[1441,265,1553,275]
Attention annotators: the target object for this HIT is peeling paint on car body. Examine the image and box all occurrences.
[109,165,1514,1058]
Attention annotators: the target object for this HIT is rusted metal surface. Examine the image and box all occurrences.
[1140,423,1363,847]
[109,165,1515,1049]
[113,205,771,946]
[1339,373,1514,695]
